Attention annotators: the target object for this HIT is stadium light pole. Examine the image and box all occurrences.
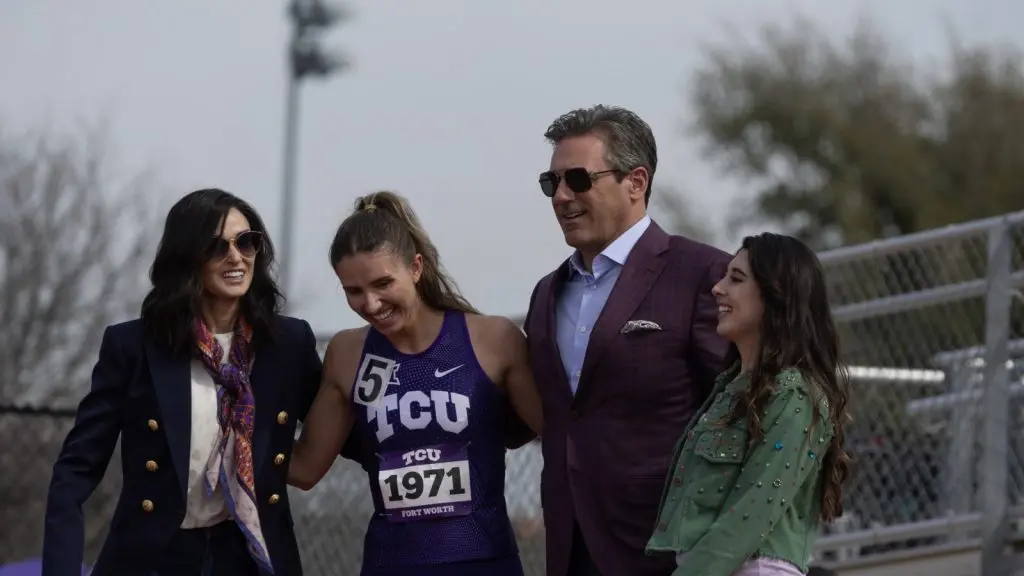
[279,0,348,311]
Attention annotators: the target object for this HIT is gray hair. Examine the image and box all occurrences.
[543,105,658,204]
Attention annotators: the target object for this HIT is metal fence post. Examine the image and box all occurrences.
[981,218,1013,575]
[946,365,974,515]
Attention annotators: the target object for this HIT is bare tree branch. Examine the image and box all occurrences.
[0,125,157,406]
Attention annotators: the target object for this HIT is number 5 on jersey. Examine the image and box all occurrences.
[354,354,397,409]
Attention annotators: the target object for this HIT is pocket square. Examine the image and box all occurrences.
[620,319,662,334]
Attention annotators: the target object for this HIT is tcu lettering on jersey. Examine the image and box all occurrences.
[354,352,472,442]
[368,390,471,442]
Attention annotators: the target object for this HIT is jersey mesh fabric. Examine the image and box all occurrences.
[349,311,521,573]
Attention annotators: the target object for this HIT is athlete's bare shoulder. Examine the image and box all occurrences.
[324,326,370,397]
[325,326,369,363]
[464,314,525,384]
[465,314,523,348]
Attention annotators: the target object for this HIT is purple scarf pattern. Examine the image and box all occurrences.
[194,318,273,573]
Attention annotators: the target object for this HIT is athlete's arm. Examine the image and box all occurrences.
[288,329,362,490]
[500,285,542,449]
[467,315,544,437]
[493,317,544,436]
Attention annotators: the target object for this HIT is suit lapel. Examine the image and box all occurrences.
[147,341,191,500]
[249,340,280,474]
[574,224,670,403]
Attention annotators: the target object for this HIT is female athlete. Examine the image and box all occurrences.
[289,191,544,576]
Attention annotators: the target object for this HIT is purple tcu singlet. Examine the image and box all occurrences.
[348,311,522,576]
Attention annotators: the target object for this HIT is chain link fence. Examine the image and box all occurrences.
[290,442,546,575]
[0,405,122,565]
[0,403,544,574]
[3,211,1024,574]
[813,212,1024,572]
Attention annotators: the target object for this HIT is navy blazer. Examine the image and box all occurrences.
[42,316,322,576]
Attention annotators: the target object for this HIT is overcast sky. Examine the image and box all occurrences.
[3,0,1022,334]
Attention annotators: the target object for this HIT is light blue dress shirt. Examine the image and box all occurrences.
[556,215,652,394]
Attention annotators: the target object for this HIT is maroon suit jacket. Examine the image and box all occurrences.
[524,222,731,576]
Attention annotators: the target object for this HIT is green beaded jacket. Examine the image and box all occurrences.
[645,367,833,576]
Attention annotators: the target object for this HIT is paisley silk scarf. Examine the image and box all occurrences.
[194,318,273,573]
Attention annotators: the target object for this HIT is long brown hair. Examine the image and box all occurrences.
[723,233,852,523]
[328,190,479,315]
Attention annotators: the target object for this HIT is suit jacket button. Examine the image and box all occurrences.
[145,460,158,472]
[274,453,286,466]
[268,493,280,505]
[569,409,580,420]
[147,419,159,432]
[276,411,289,425]
[142,499,154,512]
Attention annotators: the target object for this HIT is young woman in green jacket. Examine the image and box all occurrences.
[646,233,851,576]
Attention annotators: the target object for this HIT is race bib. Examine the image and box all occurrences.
[377,442,473,522]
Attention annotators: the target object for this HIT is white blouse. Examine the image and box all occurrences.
[179,332,233,529]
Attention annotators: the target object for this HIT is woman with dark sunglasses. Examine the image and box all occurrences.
[43,188,323,575]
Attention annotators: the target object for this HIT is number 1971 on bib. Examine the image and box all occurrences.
[384,465,467,503]
[377,444,474,523]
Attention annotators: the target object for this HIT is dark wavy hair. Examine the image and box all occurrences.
[722,232,852,523]
[141,188,283,356]
[328,191,479,315]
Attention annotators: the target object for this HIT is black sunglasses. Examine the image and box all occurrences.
[207,230,263,261]
[538,168,620,198]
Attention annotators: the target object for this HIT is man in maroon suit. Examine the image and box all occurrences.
[525,105,732,575]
